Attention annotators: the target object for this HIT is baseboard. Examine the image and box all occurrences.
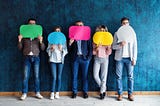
[0,91,160,96]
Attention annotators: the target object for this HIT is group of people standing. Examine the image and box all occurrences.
[18,17,137,101]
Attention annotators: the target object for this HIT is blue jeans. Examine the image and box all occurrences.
[50,62,63,92]
[72,56,90,93]
[22,56,40,93]
[116,58,134,95]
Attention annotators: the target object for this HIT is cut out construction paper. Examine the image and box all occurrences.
[69,26,91,40]
[48,32,66,44]
[20,25,42,39]
[93,32,113,45]
[117,25,135,43]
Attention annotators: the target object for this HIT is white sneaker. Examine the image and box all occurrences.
[55,92,60,99]
[20,93,27,100]
[50,92,54,100]
[35,92,43,99]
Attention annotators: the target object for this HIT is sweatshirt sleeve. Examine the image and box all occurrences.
[112,32,122,50]
[46,44,52,56]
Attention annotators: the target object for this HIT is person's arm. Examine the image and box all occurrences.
[38,36,45,51]
[132,31,137,65]
[105,45,112,55]
[92,43,97,55]
[46,44,52,56]
[18,35,23,50]
[62,43,68,57]
[87,40,93,60]
[68,39,75,52]
[112,32,124,50]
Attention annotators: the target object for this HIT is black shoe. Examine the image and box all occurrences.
[103,92,106,97]
[71,93,77,99]
[100,93,104,100]
[83,93,88,99]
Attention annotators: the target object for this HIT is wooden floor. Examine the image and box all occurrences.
[0,91,160,96]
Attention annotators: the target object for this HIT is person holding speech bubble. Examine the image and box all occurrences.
[92,25,112,100]
[68,21,92,99]
[18,18,45,100]
[112,17,137,101]
[46,26,68,100]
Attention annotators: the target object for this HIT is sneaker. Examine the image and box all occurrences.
[55,92,60,99]
[50,92,54,100]
[20,93,27,100]
[117,95,123,101]
[128,94,134,101]
[35,92,43,99]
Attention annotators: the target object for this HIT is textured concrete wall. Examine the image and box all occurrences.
[0,0,160,92]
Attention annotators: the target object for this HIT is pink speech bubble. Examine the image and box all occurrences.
[69,26,91,40]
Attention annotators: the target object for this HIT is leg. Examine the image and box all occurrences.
[33,56,40,93]
[57,63,63,92]
[125,58,134,95]
[80,59,90,93]
[93,57,101,87]
[116,60,123,95]
[100,58,108,94]
[22,56,31,93]
[50,62,57,92]
[33,56,43,99]
[72,58,79,94]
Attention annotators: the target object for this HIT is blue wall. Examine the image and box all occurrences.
[0,0,160,92]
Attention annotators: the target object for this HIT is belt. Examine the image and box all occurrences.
[25,55,39,57]
[77,55,83,57]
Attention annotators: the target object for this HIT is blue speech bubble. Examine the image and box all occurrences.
[48,32,66,44]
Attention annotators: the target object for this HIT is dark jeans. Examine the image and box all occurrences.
[72,56,90,93]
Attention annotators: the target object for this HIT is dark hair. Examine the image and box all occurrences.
[96,25,108,32]
[100,25,106,29]
[28,18,36,23]
[75,20,83,23]
[121,17,129,24]
[75,20,84,25]
[53,26,61,31]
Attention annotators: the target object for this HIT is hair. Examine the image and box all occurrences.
[53,26,61,31]
[75,20,84,25]
[28,18,36,23]
[96,25,108,32]
[121,17,129,24]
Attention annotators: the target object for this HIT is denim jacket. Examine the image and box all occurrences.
[46,43,68,64]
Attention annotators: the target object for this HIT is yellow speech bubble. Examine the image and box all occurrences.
[93,32,113,45]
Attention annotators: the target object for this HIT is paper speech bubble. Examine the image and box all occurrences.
[48,32,66,44]
[117,25,135,43]
[93,32,113,45]
[69,26,91,40]
[20,25,42,39]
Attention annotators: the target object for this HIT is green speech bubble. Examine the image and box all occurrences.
[20,25,42,39]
